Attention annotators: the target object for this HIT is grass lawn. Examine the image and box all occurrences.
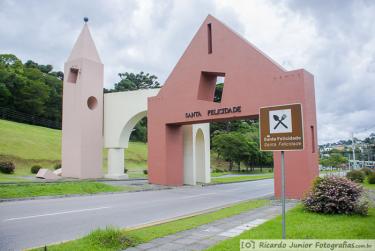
[31,199,270,251]
[0,173,28,182]
[211,169,273,177]
[211,173,273,184]
[0,181,136,199]
[207,205,375,251]
[211,172,231,177]
[363,178,375,190]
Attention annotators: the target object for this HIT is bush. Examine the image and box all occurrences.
[303,176,368,215]
[143,169,148,175]
[54,163,61,170]
[124,168,128,173]
[346,170,365,183]
[368,172,375,184]
[361,167,373,176]
[87,227,137,249]
[31,165,42,174]
[0,161,15,174]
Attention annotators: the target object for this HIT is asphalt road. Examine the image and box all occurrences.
[0,179,274,251]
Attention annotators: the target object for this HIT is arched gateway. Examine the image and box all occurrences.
[147,15,318,198]
[61,15,318,199]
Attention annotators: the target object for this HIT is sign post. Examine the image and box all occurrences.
[259,103,304,239]
[281,150,285,239]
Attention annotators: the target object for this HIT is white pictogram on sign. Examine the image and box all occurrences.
[269,109,292,134]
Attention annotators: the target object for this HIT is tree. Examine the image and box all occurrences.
[0,54,63,126]
[320,153,348,168]
[0,83,11,106]
[112,71,160,92]
[212,132,250,170]
[214,83,223,102]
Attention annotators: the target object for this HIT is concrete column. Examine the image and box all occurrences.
[105,148,128,179]
[183,125,195,185]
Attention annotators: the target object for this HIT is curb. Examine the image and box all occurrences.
[0,186,172,203]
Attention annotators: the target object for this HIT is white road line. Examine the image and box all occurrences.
[182,193,217,199]
[4,206,111,222]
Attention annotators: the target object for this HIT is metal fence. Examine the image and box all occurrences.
[0,107,61,129]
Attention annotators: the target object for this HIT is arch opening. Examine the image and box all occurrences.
[119,111,147,148]
[195,128,206,183]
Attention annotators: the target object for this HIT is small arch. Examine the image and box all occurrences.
[118,111,147,147]
[195,128,206,183]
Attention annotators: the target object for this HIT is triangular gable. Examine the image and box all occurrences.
[158,15,286,101]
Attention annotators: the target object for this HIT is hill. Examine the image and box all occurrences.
[0,119,147,177]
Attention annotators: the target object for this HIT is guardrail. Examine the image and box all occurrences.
[0,107,61,129]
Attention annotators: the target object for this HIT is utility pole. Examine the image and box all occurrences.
[352,132,356,170]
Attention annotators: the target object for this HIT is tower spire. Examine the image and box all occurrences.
[67,18,101,63]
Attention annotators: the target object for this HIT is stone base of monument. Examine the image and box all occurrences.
[104,174,129,180]
[36,168,61,180]
[53,168,62,176]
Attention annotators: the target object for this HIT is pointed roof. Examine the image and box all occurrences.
[158,15,285,98]
[68,24,101,63]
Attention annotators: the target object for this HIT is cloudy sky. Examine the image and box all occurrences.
[1,0,374,144]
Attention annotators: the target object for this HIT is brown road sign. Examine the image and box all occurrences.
[259,104,304,151]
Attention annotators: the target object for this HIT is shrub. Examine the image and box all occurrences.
[368,172,375,184]
[124,168,128,173]
[143,169,148,175]
[31,165,42,174]
[0,161,15,174]
[360,167,373,176]
[303,176,367,215]
[87,227,137,249]
[346,170,365,183]
[54,163,61,170]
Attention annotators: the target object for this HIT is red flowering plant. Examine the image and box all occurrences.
[303,176,368,215]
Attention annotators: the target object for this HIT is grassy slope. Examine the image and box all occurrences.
[0,119,147,176]
[32,199,269,251]
[207,205,375,251]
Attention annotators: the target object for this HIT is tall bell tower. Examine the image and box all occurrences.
[61,18,103,178]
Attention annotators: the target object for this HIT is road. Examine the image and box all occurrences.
[0,179,274,251]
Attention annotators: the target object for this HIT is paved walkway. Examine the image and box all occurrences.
[124,200,297,251]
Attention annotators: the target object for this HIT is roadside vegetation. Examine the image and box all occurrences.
[0,181,135,199]
[30,199,269,251]
[346,167,375,190]
[211,173,273,184]
[207,205,375,251]
[208,175,375,250]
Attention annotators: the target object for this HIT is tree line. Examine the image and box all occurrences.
[0,54,63,123]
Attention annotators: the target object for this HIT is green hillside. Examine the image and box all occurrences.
[0,119,147,177]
